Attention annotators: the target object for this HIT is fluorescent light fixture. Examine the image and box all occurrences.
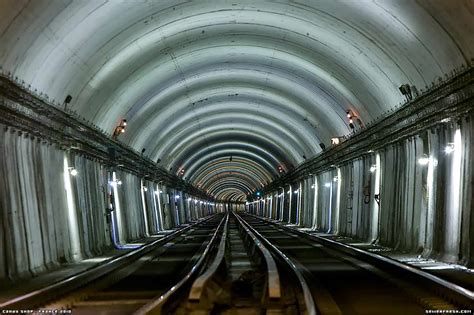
[444,143,455,154]
[418,156,430,165]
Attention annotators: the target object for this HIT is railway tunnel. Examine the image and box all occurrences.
[0,1,473,314]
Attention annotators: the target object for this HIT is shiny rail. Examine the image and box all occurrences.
[245,213,474,310]
[0,215,217,311]
[233,212,282,301]
[234,212,316,315]
[188,215,229,302]
[134,213,228,314]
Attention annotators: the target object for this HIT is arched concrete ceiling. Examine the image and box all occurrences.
[0,0,472,201]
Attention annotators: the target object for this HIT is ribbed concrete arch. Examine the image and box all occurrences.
[194,166,270,191]
[124,70,349,157]
[0,0,471,201]
[214,188,247,202]
[190,157,274,187]
[189,155,275,200]
[185,147,279,182]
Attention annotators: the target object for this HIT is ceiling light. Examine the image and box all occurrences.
[444,143,455,154]
[418,156,430,165]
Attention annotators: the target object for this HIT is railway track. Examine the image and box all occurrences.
[238,213,474,315]
[1,212,300,314]
[0,214,224,314]
[1,212,472,314]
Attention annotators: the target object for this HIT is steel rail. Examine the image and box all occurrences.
[232,212,282,301]
[188,214,229,302]
[248,214,474,309]
[0,215,216,311]
[134,213,229,314]
[233,212,315,314]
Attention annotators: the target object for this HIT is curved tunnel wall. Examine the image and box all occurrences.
[249,116,474,267]
[0,0,473,280]
[0,123,223,282]
[1,0,473,202]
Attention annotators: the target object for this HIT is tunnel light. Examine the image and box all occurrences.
[333,176,338,182]
[142,186,148,192]
[175,195,180,199]
[444,143,455,154]
[109,179,122,186]
[311,184,315,188]
[369,165,377,173]
[324,183,331,188]
[418,156,430,165]
[294,190,299,194]
[69,168,78,176]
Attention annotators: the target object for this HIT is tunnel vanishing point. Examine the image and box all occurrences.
[0,1,473,314]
